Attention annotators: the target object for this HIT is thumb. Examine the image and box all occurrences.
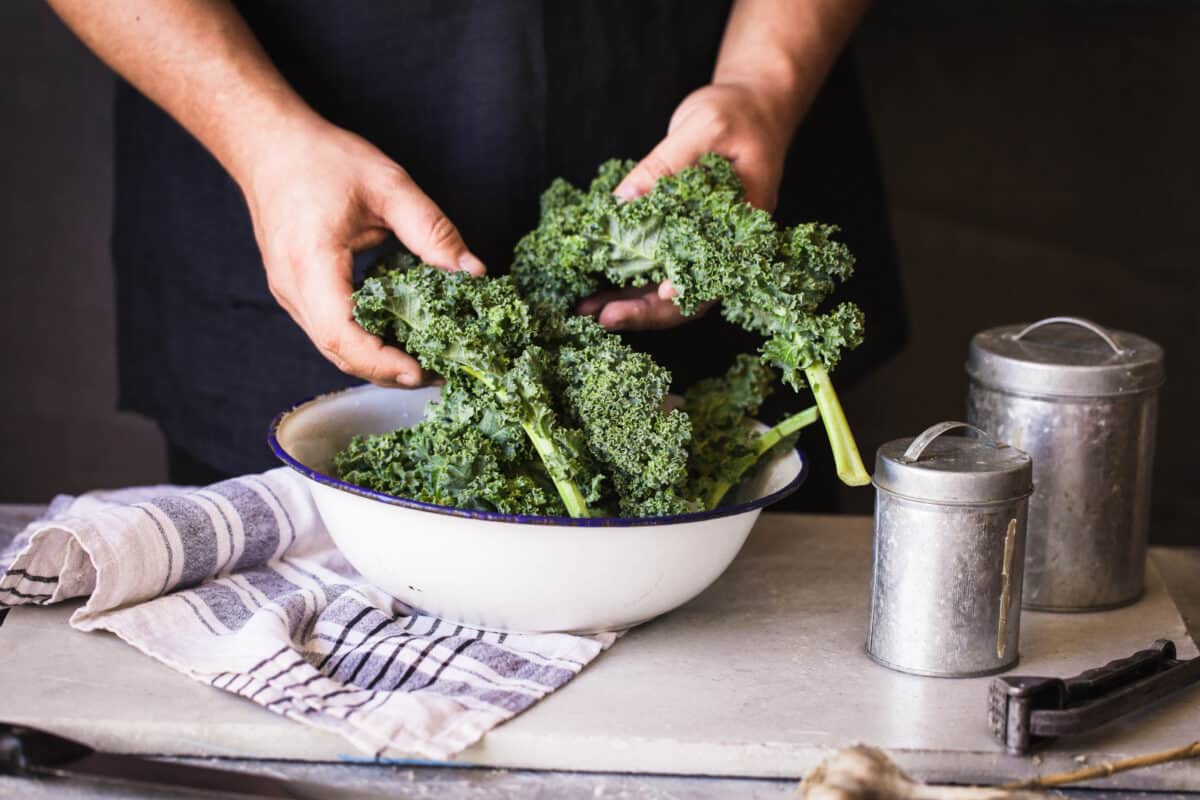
[613,128,709,202]
[293,246,428,386]
[371,169,486,276]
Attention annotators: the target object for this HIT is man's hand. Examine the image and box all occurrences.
[243,119,484,386]
[45,0,485,386]
[615,83,790,212]
[579,0,869,332]
[579,82,790,331]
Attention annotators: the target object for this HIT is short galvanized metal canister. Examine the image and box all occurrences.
[868,422,1034,678]
[966,317,1164,612]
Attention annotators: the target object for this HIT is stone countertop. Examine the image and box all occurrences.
[1,504,1197,799]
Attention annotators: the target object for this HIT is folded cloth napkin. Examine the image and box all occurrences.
[0,468,614,759]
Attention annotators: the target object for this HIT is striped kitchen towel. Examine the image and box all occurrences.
[0,468,615,759]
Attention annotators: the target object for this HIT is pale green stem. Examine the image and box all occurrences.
[521,422,591,518]
[804,363,870,487]
[460,364,590,517]
[753,405,819,457]
[704,404,821,510]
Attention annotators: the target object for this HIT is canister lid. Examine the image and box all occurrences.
[968,317,1163,398]
[874,421,1033,504]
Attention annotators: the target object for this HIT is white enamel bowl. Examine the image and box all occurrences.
[269,384,806,633]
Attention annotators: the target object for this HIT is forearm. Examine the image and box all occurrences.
[49,0,483,385]
[713,0,871,140]
[46,0,320,189]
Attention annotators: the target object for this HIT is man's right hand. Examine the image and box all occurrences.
[240,118,485,387]
[46,0,484,387]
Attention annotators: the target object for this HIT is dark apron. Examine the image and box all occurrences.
[113,1,906,508]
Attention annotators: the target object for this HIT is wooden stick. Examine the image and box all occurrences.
[1001,742,1200,790]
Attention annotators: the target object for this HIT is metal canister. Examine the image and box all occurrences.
[966,317,1163,612]
[868,422,1033,678]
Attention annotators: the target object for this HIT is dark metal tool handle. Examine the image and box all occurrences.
[1061,639,1176,705]
[990,640,1200,755]
[1,721,298,797]
[0,723,93,775]
[1033,647,1200,740]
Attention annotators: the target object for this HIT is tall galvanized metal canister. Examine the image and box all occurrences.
[868,422,1033,677]
[966,317,1164,612]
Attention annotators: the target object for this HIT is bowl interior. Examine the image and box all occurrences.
[270,384,806,524]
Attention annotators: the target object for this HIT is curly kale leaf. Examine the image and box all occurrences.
[332,420,564,516]
[503,345,608,511]
[543,315,694,517]
[512,154,861,372]
[424,373,544,468]
[722,221,863,389]
[512,154,762,315]
[683,355,822,509]
[509,163,629,316]
[342,261,699,517]
[354,253,533,379]
[512,154,870,486]
[351,258,603,516]
[683,355,775,509]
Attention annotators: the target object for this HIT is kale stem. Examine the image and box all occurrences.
[520,422,591,518]
[753,405,820,457]
[704,404,821,510]
[461,366,591,517]
[803,363,870,487]
[704,483,733,512]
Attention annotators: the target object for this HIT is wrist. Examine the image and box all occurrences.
[711,71,805,150]
[220,94,329,197]
[711,57,813,146]
[710,0,870,147]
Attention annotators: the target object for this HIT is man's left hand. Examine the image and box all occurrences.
[578,82,791,331]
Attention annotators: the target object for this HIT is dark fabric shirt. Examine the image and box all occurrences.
[112,0,907,503]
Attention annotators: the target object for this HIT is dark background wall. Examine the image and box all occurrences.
[3,2,1197,543]
[2,1,166,496]
[839,3,1199,543]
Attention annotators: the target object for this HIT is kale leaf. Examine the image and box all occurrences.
[334,153,871,517]
[512,154,869,486]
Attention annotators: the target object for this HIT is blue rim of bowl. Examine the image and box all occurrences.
[267,389,809,528]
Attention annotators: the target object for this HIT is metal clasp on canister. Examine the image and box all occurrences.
[966,317,1164,612]
[867,422,1034,678]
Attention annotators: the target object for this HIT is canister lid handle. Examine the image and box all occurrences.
[1009,316,1125,355]
[900,421,1003,463]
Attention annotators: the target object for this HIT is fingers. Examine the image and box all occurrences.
[578,283,677,316]
[577,281,713,331]
[613,128,710,202]
[577,284,690,331]
[576,291,620,317]
[612,84,783,211]
[371,169,486,276]
[598,295,688,331]
[296,247,428,387]
[576,285,651,317]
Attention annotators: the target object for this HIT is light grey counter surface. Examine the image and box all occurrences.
[1,505,1197,799]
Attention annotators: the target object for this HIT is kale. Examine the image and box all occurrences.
[341,255,691,517]
[512,154,869,486]
[333,420,563,516]
[542,315,694,516]
[682,355,820,509]
[334,154,870,517]
[349,255,604,516]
